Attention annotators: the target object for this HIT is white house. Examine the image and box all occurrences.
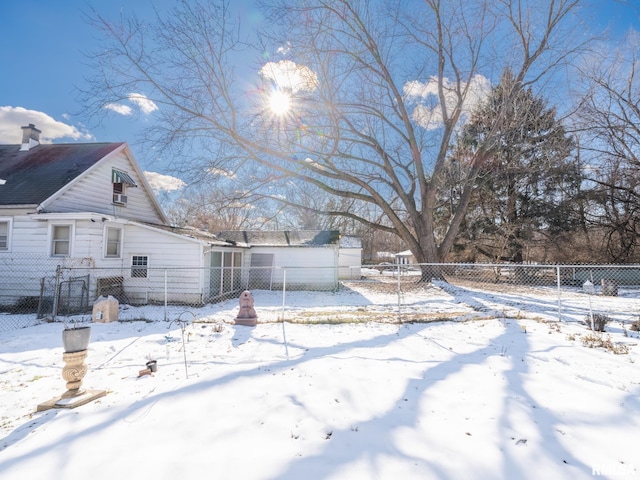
[0,125,362,314]
[0,124,243,311]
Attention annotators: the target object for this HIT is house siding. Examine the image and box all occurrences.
[46,151,164,224]
[101,223,206,305]
[84,222,205,304]
[339,248,362,279]
[0,217,209,307]
[249,246,338,289]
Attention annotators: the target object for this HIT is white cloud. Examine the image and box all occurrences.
[102,93,158,117]
[304,157,326,171]
[0,106,93,143]
[144,171,186,194]
[260,60,318,93]
[208,167,236,179]
[129,93,158,114]
[404,74,492,130]
[276,42,292,56]
[104,103,133,116]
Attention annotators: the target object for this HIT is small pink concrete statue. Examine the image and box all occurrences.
[235,290,257,326]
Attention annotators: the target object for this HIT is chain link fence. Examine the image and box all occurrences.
[1,256,639,332]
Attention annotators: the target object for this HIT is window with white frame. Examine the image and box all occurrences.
[0,219,11,251]
[131,255,148,278]
[105,227,122,258]
[51,224,72,256]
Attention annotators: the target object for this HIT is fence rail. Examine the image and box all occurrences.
[1,259,639,331]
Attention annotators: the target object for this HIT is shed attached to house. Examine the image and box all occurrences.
[216,230,355,290]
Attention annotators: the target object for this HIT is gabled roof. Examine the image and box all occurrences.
[0,143,125,205]
[216,230,341,247]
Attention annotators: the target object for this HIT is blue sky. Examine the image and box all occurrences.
[0,0,264,174]
[0,0,638,180]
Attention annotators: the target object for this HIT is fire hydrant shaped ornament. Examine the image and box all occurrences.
[235,290,258,326]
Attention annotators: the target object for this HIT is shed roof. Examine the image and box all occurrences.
[0,142,124,205]
[139,222,235,247]
[216,230,341,247]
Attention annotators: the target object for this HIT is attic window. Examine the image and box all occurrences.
[112,182,127,205]
[112,169,136,205]
[112,169,137,186]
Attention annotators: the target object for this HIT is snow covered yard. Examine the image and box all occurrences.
[0,284,639,479]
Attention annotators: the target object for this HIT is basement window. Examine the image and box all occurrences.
[131,255,148,278]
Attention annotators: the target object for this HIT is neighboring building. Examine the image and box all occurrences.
[395,250,416,265]
[0,125,362,314]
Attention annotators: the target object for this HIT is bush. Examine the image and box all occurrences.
[584,313,610,332]
[630,319,640,332]
[581,333,629,354]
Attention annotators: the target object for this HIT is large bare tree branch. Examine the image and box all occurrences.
[81,0,587,271]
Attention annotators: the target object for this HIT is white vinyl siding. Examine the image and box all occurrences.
[0,213,223,305]
[45,151,164,224]
[249,246,338,289]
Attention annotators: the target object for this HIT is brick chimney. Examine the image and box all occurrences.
[19,124,41,151]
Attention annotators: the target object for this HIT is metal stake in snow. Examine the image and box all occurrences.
[556,265,562,322]
[170,312,193,379]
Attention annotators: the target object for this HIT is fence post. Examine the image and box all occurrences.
[52,265,61,320]
[164,269,168,322]
[281,267,287,322]
[556,265,562,322]
[397,262,401,323]
[280,267,289,358]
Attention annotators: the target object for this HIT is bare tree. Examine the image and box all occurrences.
[573,31,640,261]
[82,0,585,277]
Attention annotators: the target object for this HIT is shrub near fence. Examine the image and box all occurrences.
[1,260,639,331]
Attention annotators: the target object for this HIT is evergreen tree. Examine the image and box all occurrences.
[453,69,579,263]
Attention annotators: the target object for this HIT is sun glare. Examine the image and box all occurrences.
[269,90,291,116]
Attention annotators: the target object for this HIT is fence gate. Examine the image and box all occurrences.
[38,274,90,318]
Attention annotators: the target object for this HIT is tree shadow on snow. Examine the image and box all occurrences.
[1,310,636,478]
[270,320,590,479]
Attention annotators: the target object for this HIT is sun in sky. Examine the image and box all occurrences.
[269,90,292,116]
[260,60,318,117]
